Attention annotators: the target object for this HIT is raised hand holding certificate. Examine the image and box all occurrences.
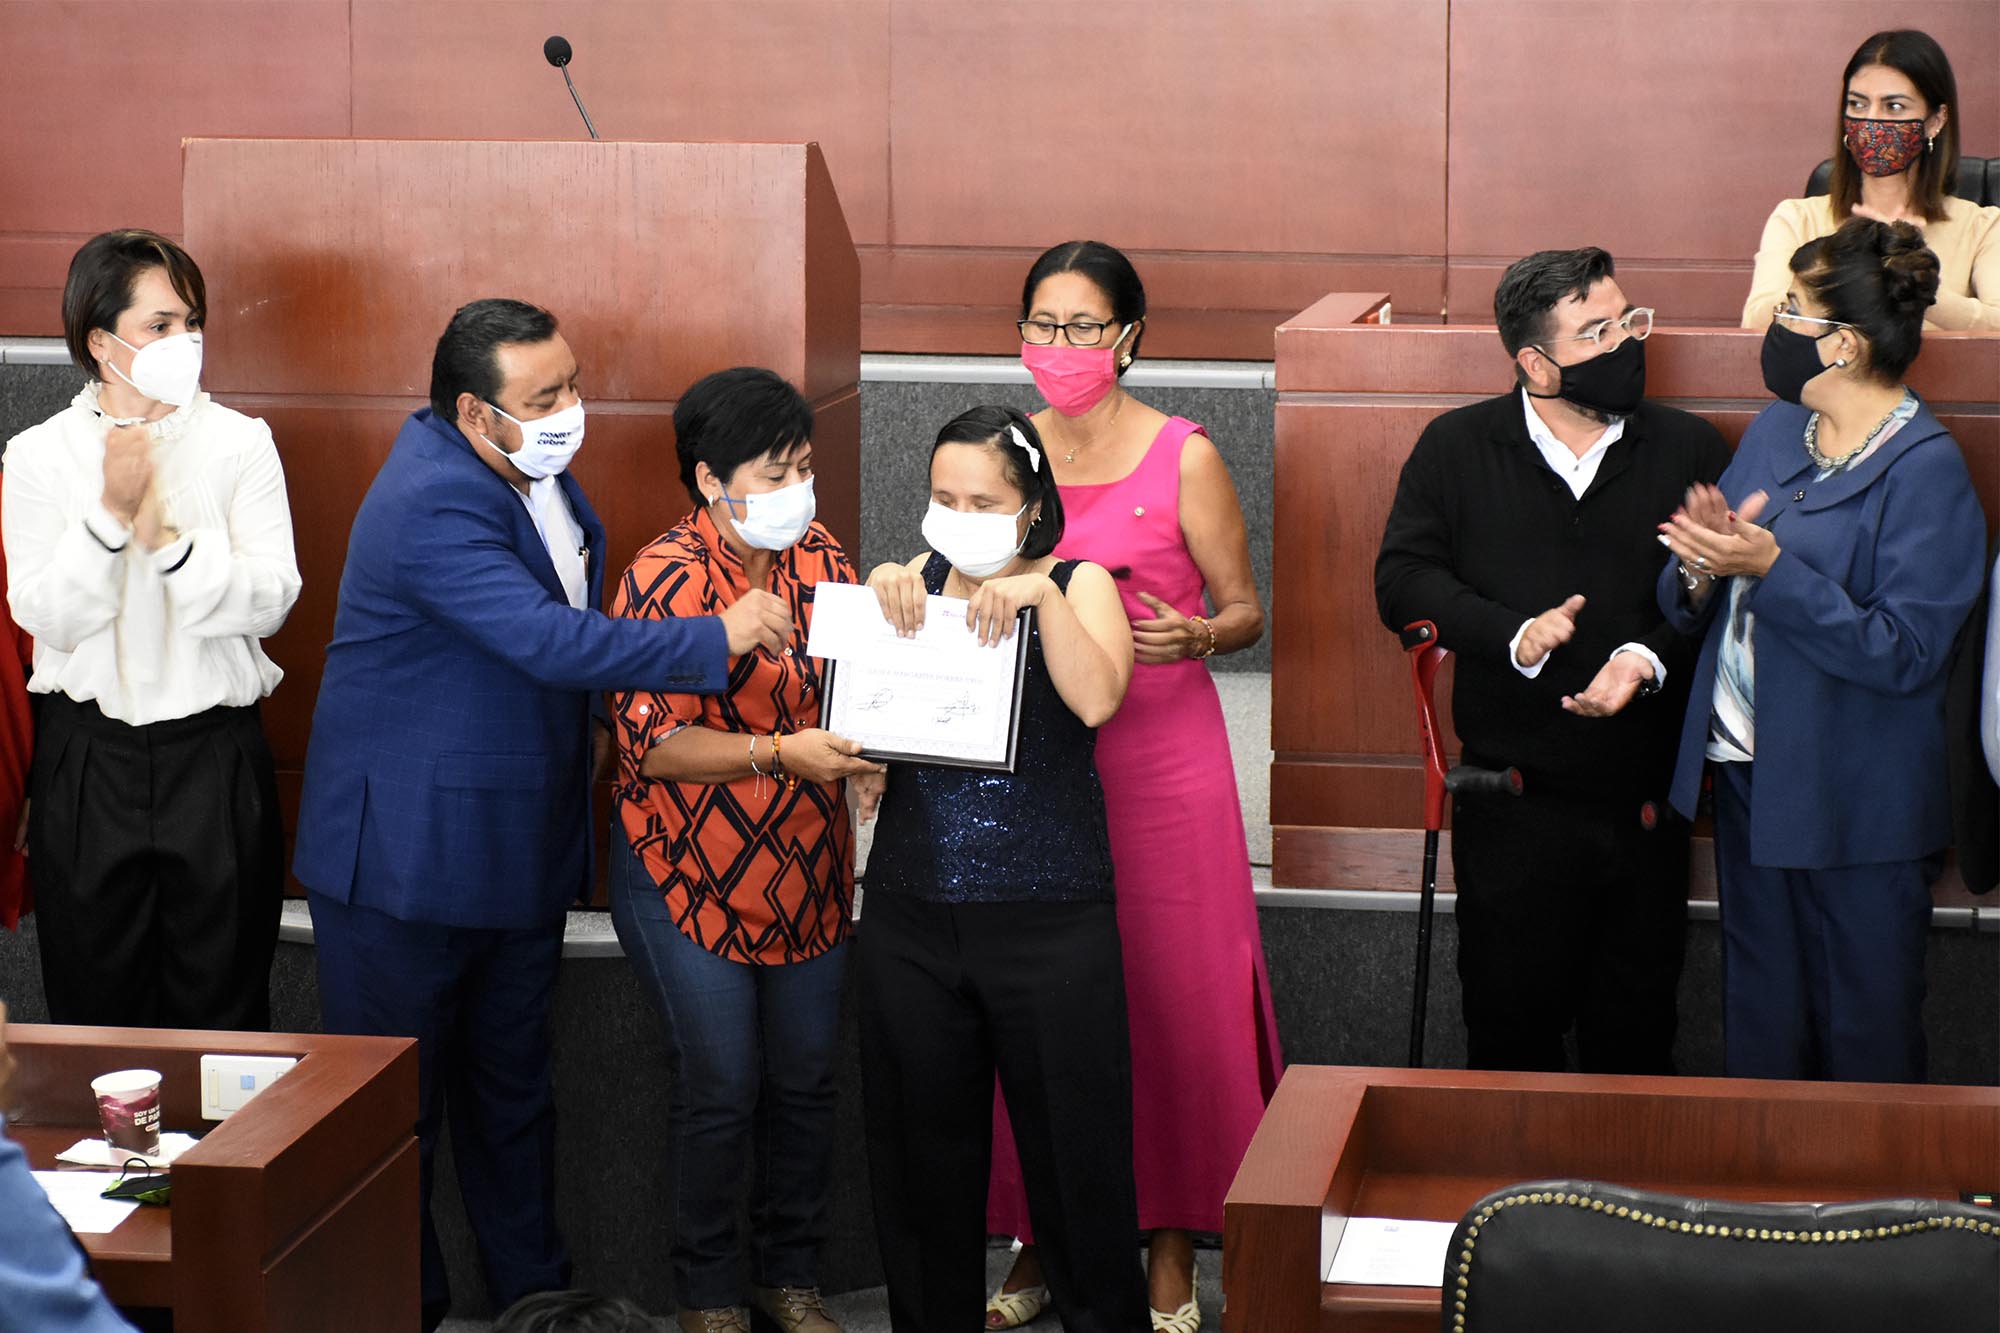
[807,581,1029,771]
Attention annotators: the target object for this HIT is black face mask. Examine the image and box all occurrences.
[1760,320,1839,404]
[1526,334,1646,419]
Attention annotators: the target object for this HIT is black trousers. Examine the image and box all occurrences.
[27,694,282,1030]
[1450,786,1689,1074]
[856,892,1150,1333]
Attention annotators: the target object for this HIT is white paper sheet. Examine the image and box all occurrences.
[55,1132,198,1169]
[29,1170,141,1235]
[809,581,1025,766]
[1325,1217,1458,1286]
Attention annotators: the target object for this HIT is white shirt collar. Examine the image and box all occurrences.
[1520,388,1625,501]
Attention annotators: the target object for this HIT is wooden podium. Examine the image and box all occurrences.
[179,139,861,891]
[1222,1065,2000,1333]
[1269,312,2000,896]
[7,1023,418,1332]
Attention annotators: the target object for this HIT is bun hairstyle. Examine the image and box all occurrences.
[930,404,1065,558]
[1788,217,1939,382]
[1827,29,1959,225]
[1021,240,1147,376]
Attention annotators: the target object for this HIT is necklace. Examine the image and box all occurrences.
[1057,394,1124,464]
[1804,398,1904,473]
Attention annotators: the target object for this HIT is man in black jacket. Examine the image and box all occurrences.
[1375,247,1731,1073]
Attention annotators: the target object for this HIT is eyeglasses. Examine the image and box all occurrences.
[1018,319,1123,347]
[1772,303,1854,336]
[1538,307,1654,352]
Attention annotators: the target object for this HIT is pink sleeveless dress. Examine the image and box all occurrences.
[987,415,1284,1238]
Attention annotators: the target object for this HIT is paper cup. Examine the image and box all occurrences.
[91,1069,163,1157]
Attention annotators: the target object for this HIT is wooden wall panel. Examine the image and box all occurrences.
[0,0,351,333]
[3,2,1997,349]
[345,0,892,246]
[1446,0,2000,326]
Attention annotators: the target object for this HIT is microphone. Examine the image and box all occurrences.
[542,35,601,140]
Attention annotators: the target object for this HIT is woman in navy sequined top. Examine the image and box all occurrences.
[855,406,1150,1333]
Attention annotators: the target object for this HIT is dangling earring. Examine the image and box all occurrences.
[1119,355,1132,368]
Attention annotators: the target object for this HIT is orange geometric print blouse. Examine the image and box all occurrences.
[610,506,856,965]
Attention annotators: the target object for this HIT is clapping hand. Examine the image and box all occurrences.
[1561,651,1655,718]
[101,424,152,524]
[1516,594,1585,668]
[1659,488,1777,580]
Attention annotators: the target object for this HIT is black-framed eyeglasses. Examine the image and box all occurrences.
[1018,319,1122,347]
[1537,307,1655,352]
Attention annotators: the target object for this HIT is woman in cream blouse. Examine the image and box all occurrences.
[1743,29,1998,333]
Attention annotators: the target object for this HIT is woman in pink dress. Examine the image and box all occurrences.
[984,241,1282,1332]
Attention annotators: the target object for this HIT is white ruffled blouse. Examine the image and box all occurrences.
[1,384,301,726]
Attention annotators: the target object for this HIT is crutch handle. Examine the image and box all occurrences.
[1445,765,1523,798]
[1401,620,1451,829]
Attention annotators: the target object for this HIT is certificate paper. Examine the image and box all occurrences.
[808,581,1030,771]
[1325,1217,1457,1286]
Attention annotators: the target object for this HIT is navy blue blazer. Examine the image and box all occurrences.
[293,409,728,928]
[1659,398,1986,869]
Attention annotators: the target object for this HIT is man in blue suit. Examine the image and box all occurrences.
[293,299,790,1330]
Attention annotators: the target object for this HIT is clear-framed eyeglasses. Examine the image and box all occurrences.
[1538,307,1654,351]
[1018,318,1125,347]
[1772,302,1854,337]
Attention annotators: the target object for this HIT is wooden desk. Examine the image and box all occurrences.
[1222,1065,2000,1333]
[8,1025,418,1333]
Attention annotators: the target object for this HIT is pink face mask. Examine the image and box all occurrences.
[1021,331,1127,416]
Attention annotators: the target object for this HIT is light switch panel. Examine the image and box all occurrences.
[199,1053,297,1120]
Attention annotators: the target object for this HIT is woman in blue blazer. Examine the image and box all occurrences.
[1657,218,1985,1084]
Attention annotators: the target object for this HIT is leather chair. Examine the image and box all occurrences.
[1806,155,1999,206]
[1441,1179,1999,1333]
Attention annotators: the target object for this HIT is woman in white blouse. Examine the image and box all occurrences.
[2,230,300,1030]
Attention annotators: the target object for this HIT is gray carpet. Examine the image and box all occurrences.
[443,1243,1227,1331]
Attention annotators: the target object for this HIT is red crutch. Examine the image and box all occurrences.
[1399,620,1521,1067]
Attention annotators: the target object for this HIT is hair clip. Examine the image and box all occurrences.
[1008,424,1042,473]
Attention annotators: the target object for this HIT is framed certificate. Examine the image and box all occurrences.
[808,582,1032,772]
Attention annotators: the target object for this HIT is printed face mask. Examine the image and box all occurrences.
[107,331,203,407]
[716,476,816,550]
[922,500,1028,579]
[1843,116,1927,177]
[486,399,586,479]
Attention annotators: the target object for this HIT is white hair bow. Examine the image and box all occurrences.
[1008,423,1042,473]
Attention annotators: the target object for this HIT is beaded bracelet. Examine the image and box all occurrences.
[1190,615,1219,659]
[770,731,797,791]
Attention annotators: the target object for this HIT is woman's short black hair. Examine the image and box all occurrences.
[1021,240,1147,375]
[61,230,207,380]
[1788,217,1939,382]
[429,298,559,423]
[674,366,813,506]
[930,405,1065,558]
[1828,30,1959,225]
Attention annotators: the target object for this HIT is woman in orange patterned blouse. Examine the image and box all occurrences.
[608,367,883,1333]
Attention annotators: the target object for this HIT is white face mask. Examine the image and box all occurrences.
[485,398,586,479]
[715,476,816,551]
[107,331,203,407]
[922,500,1029,579]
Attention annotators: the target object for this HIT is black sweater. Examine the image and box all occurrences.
[1375,391,1732,801]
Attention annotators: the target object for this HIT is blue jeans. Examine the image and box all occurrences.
[608,826,848,1309]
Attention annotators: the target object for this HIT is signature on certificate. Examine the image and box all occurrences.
[856,689,896,713]
[934,692,979,725]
